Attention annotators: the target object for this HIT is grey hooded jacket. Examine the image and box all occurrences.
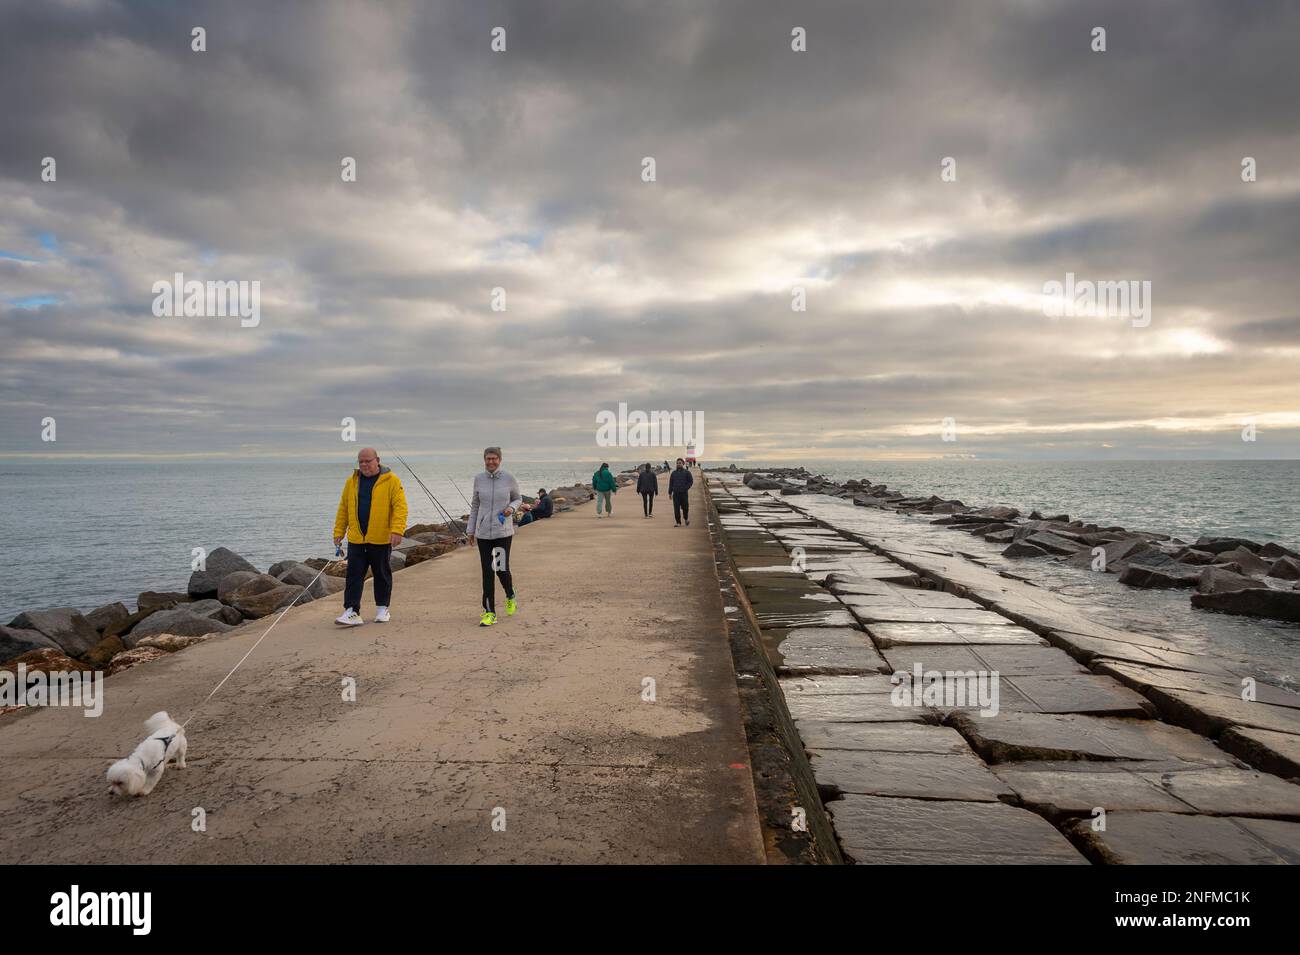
[466,469,523,539]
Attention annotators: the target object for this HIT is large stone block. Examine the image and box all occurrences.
[950,711,1234,766]
[996,763,1300,818]
[811,749,1013,801]
[828,795,1086,864]
[1069,811,1300,864]
[6,608,100,657]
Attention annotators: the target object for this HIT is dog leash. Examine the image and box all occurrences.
[180,548,338,730]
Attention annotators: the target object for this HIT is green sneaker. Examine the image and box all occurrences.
[479,611,497,627]
[505,597,518,616]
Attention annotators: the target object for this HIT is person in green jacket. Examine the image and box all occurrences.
[592,462,618,519]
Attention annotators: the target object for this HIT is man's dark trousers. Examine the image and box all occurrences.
[672,491,689,524]
[344,542,393,611]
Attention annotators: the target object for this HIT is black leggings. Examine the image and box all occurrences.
[672,491,689,524]
[477,536,515,613]
[641,492,654,516]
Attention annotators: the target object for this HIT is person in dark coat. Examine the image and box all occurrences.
[533,489,553,519]
[668,457,693,527]
[636,463,658,518]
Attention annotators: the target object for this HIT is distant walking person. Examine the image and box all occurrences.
[669,457,693,527]
[592,462,617,518]
[467,446,522,627]
[333,447,409,626]
[636,462,658,518]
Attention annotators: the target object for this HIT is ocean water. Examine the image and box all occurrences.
[0,457,609,622]
[768,459,1300,546]
[730,459,1300,688]
[4,456,1298,687]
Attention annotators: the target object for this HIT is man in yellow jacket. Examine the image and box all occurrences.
[332,447,408,626]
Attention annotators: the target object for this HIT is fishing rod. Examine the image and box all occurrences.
[378,442,469,539]
[405,462,468,537]
[447,474,472,509]
[401,459,469,539]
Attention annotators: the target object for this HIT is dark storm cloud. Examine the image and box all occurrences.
[1,0,1298,460]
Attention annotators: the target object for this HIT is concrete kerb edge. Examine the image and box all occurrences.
[701,479,844,864]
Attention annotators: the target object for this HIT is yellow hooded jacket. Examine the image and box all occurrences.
[333,466,409,545]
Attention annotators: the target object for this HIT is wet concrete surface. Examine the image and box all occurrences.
[709,474,1300,865]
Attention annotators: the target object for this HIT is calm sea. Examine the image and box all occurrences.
[751,459,1300,688]
[3,456,1298,686]
[787,459,1300,545]
[0,457,604,621]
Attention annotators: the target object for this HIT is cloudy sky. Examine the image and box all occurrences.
[2,0,1299,462]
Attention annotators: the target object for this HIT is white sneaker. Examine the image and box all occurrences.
[374,607,390,623]
[335,609,364,627]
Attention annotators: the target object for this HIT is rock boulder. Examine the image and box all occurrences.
[6,608,101,657]
[401,543,454,567]
[106,647,170,676]
[125,607,236,644]
[102,607,159,641]
[274,563,319,587]
[975,505,1021,521]
[137,591,193,613]
[0,625,57,663]
[275,563,344,599]
[134,633,214,653]
[1003,541,1050,559]
[186,598,242,626]
[1194,537,1261,555]
[187,547,259,597]
[1066,537,1151,572]
[307,575,344,599]
[404,522,451,537]
[1214,547,1271,576]
[1172,547,1217,565]
[1118,554,1201,589]
[84,602,130,634]
[230,583,306,619]
[1023,531,1086,556]
[83,635,126,669]
[1197,566,1269,595]
[218,570,262,604]
[322,559,348,578]
[1259,542,1300,561]
[1267,555,1300,581]
[1191,589,1300,623]
[2,647,91,676]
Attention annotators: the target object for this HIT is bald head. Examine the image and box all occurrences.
[357,447,380,477]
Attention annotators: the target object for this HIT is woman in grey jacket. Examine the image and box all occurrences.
[466,446,523,626]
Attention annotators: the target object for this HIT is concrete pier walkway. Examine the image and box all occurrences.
[0,478,765,864]
[709,475,1300,865]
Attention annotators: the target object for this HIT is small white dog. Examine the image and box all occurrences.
[107,711,187,796]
